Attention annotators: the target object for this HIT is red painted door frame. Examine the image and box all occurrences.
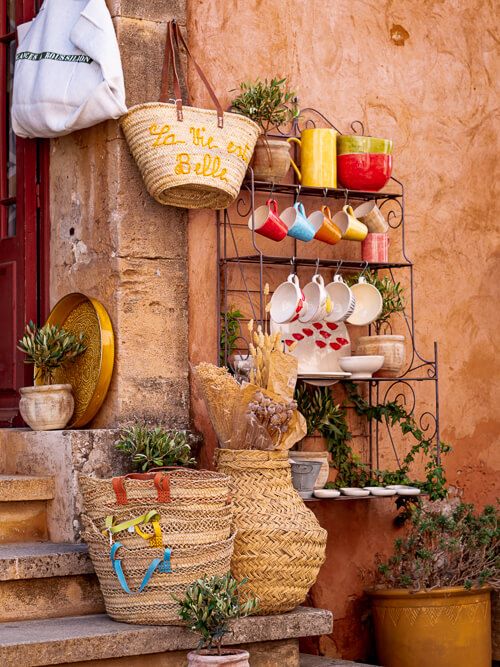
[0,0,49,425]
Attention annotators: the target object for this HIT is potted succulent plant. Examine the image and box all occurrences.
[348,272,406,377]
[115,424,197,471]
[230,77,297,182]
[177,573,258,666]
[17,321,86,430]
[368,502,499,667]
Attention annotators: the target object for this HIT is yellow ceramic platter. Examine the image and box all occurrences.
[36,293,114,428]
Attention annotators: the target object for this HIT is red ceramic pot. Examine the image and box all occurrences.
[337,153,393,191]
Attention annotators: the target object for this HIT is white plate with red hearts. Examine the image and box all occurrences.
[271,318,351,375]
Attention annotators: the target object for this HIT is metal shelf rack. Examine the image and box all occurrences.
[217,109,441,473]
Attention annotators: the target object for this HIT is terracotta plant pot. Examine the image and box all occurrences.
[187,649,250,666]
[356,335,405,378]
[251,137,291,182]
[289,450,330,489]
[19,384,74,430]
[369,587,492,667]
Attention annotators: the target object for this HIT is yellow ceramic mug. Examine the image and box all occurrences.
[287,128,337,188]
[332,205,368,241]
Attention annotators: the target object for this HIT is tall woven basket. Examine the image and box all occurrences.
[216,449,327,614]
[120,20,259,210]
[79,469,234,625]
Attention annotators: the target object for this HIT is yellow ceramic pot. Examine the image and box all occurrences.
[288,128,337,188]
[369,587,492,667]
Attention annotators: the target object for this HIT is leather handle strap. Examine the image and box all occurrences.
[159,19,224,127]
[112,472,171,505]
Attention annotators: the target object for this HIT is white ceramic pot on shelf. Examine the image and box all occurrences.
[19,384,74,431]
[356,335,406,377]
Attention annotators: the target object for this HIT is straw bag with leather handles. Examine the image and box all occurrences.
[120,20,260,210]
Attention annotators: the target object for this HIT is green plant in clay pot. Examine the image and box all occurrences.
[177,572,258,666]
[17,321,86,430]
[367,502,499,667]
[347,271,406,377]
[115,424,197,472]
[230,77,297,182]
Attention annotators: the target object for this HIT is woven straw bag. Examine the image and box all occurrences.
[216,449,327,614]
[79,468,234,624]
[120,20,259,209]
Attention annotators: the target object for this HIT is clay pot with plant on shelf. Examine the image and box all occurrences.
[347,272,406,377]
[230,77,297,183]
[177,573,258,667]
[17,321,86,430]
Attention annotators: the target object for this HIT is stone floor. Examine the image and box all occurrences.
[300,655,377,667]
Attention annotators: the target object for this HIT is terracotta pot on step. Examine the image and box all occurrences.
[356,335,405,378]
[251,137,291,182]
[187,649,250,666]
[19,384,74,430]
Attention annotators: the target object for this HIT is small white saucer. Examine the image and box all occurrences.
[340,487,370,497]
[314,489,341,499]
[363,487,397,497]
[397,487,421,496]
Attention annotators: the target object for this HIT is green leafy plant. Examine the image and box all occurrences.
[375,503,499,591]
[220,306,244,366]
[17,321,86,385]
[230,77,297,135]
[347,271,405,334]
[176,573,258,654]
[115,424,196,472]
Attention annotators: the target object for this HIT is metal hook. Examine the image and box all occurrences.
[322,187,328,204]
[314,257,320,275]
[294,184,302,203]
[290,256,297,275]
[344,188,349,207]
[350,120,365,135]
[269,180,276,198]
[360,260,369,278]
[334,259,343,278]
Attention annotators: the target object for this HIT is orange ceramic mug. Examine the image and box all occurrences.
[307,205,342,245]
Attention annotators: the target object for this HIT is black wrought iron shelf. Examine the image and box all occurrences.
[221,255,412,270]
[244,179,402,202]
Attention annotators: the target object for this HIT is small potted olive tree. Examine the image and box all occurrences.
[231,77,297,182]
[177,573,258,666]
[17,321,86,430]
[115,424,197,471]
[349,272,406,377]
[368,502,498,667]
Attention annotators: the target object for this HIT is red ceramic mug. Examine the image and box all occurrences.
[247,198,288,242]
[362,233,389,263]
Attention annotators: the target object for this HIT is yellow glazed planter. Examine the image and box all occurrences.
[369,587,492,667]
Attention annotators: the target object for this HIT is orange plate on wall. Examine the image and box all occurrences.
[35,293,114,428]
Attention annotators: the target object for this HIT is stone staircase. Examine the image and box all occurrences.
[0,462,332,666]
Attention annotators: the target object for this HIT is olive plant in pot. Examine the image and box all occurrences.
[230,77,297,182]
[368,502,499,667]
[348,272,406,377]
[177,573,258,666]
[115,424,197,472]
[17,321,86,430]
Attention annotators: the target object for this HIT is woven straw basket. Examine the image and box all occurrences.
[79,469,234,624]
[216,449,327,614]
[121,20,259,210]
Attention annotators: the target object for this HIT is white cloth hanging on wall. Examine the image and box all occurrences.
[12,0,127,138]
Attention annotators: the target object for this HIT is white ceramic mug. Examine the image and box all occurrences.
[299,274,331,323]
[325,275,356,323]
[347,276,383,326]
[270,274,305,324]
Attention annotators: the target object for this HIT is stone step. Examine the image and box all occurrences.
[0,607,333,666]
[300,655,378,667]
[0,475,55,543]
[0,543,104,622]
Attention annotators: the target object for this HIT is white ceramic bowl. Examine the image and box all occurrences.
[347,278,383,326]
[314,489,341,499]
[338,355,384,379]
[396,487,421,496]
[363,487,397,497]
[340,487,370,497]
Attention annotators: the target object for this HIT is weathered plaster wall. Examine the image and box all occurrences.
[49,0,189,428]
[186,0,499,660]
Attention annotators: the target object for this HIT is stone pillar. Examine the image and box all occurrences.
[49,1,188,428]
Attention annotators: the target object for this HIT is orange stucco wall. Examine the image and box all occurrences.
[186,0,499,661]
